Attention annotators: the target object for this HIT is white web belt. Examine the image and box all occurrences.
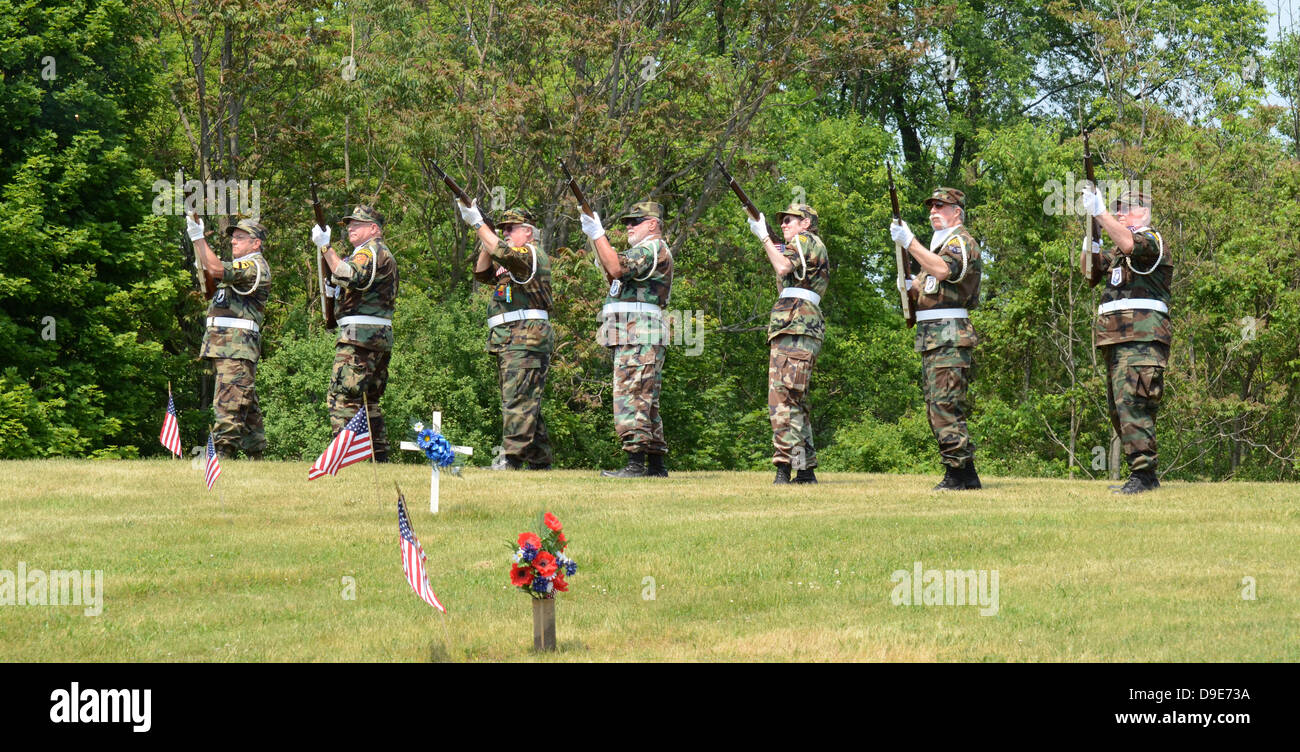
[915,308,969,322]
[206,316,260,333]
[779,287,821,305]
[488,309,550,328]
[1098,299,1168,315]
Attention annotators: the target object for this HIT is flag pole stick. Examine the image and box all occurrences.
[362,393,382,509]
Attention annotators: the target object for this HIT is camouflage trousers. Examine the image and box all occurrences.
[1104,341,1167,472]
[921,346,975,468]
[768,334,821,468]
[611,343,667,455]
[497,350,552,465]
[211,357,265,457]
[328,343,391,459]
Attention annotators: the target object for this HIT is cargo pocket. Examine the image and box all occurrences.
[1134,366,1164,405]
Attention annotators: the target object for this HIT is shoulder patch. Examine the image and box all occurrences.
[352,248,374,265]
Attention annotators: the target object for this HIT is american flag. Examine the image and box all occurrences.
[204,433,223,490]
[307,406,373,480]
[398,493,445,612]
[159,390,182,458]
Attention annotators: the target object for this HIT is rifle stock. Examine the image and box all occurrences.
[310,181,337,330]
[714,159,783,246]
[1082,131,1103,287]
[558,159,594,217]
[888,162,916,328]
[428,159,495,233]
[181,167,218,299]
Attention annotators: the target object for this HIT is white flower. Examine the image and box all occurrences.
[414,422,424,432]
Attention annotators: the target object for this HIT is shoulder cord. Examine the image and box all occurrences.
[633,239,671,282]
[228,256,264,296]
[506,243,538,286]
[945,235,970,284]
[791,234,808,281]
[356,246,381,291]
[1125,231,1164,276]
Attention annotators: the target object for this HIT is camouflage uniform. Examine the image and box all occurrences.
[913,189,982,469]
[596,203,673,458]
[328,206,399,460]
[1093,202,1171,474]
[767,204,829,470]
[472,208,554,467]
[200,219,271,459]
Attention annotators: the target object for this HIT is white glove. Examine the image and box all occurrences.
[457,200,483,227]
[186,215,205,241]
[747,212,767,240]
[1083,237,1101,255]
[311,224,331,248]
[580,211,605,241]
[889,219,914,249]
[1080,187,1105,217]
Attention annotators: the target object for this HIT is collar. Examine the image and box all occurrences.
[929,224,960,252]
[233,251,263,262]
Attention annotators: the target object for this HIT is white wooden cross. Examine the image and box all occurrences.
[399,411,473,513]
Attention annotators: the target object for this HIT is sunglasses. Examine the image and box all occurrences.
[623,217,653,228]
[779,216,802,225]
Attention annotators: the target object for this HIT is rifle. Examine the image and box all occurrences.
[1082,130,1103,287]
[181,167,218,299]
[311,181,338,330]
[558,158,613,279]
[714,158,784,248]
[888,162,916,327]
[427,159,495,233]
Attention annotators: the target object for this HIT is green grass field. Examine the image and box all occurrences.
[1,459,1296,662]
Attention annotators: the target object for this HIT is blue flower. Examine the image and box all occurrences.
[420,433,455,467]
[416,428,435,448]
[531,577,550,593]
[521,544,537,563]
[565,561,577,576]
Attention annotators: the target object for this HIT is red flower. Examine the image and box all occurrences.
[532,550,558,578]
[558,532,568,550]
[510,563,534,587]
[517,531,541,549]
[544,513,563,532]
[553,573,569,592]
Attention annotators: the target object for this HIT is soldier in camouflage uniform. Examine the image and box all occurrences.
[579,201,673,478]
[889,187,983,490]
[190,217,272,459]
[310,205,399,461]
[457,202,555,470]
[744,203,829,484]
[1080,188,1171,494]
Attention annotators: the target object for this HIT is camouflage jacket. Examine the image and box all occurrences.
[332,236,398,352]
[914,225,981,353]
[598,236,673,347]
[473,239,554,355]
[200,252,271,362]
[1094,227,1172,348]
[768,231,829,342]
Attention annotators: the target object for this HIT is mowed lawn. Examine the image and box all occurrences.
[1,459,1296,662]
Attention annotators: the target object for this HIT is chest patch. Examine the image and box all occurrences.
[1110,267,1123,287]
[923,276,939,295]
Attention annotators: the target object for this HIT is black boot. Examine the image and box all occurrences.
[1114,468,1159,494]
[491,454,523,471]
[961,462,982,489]
[601,452,647,478]
[646,453,668,478]
[793,467,818,484]
[526,461,551,471]
[933,465,963,491]
[773,463,792,484]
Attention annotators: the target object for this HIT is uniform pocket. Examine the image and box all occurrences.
[1133,366,1164,403]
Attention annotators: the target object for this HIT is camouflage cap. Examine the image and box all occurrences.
[341,204,385,226]
[1112,190,1153,211]
[496,207,535,229]
[775,202,818,226]
[923,187,965,209]
[225,218,267,241]
[619,201,663,223]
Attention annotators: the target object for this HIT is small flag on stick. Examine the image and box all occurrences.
[159,387,182,458]
[204,433,223,491]
[308,406,374,480]
[398,489,446,612]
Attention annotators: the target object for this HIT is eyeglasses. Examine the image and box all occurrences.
[623,217,651,228]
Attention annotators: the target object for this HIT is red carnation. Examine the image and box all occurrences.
[553,573,569,592]
[517,531,541,549]
[532,550,558,578]
[558,532,568,550]
[544,512,563,532]
[510,563,534,587]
